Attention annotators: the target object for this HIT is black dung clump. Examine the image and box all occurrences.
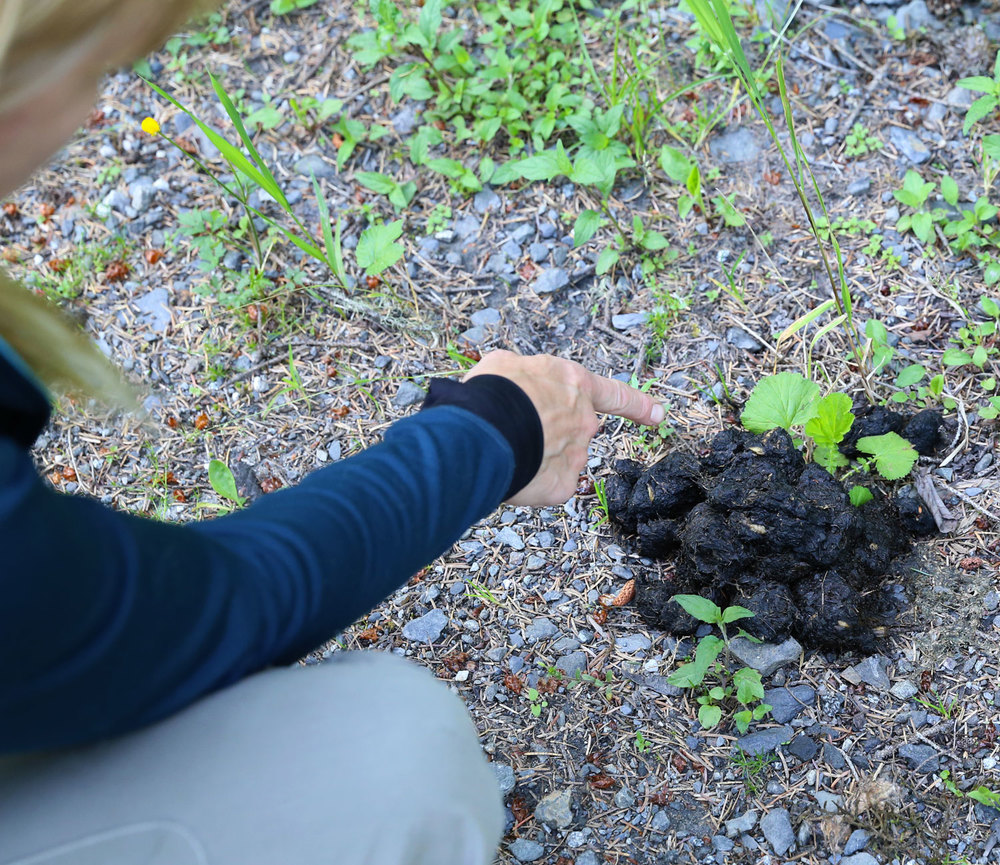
[610,418,942,652]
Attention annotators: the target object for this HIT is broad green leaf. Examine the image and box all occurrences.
[668,660,706,688]
[911,212,934,244]
[957,75,997,93]
[984,134,1000,162]
[356,220,404,276]
[208,459,242,504]
[573,210,602,247]
[734,709,752,735]
[981,296,1000,318]
[896,364,926,387]
[660,145,694,184]
[595,247,620,275]
[865,318,889,343]
[973,345,988,368]
[733,667,765,704]
[849,485,874,507]
[721,605,755,624]
[964,94,999,135]
[741,372,821,433]
[753,702,771,720]
[942,348,974,366]
[940,175,959,207]
[641,230,670,251]
[698,703,723,729]
[672,594,722,624]
[856,432,919,481]
[355,171,399,196]
[804,392,854,447]
[968,787,1000,808]
[515,149,565,182]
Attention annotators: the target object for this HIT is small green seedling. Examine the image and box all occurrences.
[667,595,772,734]
[940,770,1000,808]
[634,730,651,754]
[526,686,548,718]
[208,459,246,509]
[591,479,610,526]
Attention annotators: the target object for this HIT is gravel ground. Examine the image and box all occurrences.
[5,0,1000,862]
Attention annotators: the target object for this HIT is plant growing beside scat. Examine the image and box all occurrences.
[741,372,920,493]
[667,595,771,733]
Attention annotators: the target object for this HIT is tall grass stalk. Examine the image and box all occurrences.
[685,0,875,401]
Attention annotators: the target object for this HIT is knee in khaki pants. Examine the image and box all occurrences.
[0,652,504,865]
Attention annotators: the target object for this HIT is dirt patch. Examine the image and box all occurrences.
[606,425,943,652]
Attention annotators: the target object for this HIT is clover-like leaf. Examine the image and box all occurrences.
[741,372,820,433]
[849,485,874,507]
[356,220,405,276]
[804,392,854,447]
[856,432,918,481]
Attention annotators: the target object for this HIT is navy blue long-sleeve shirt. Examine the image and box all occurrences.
[0,344,541,754]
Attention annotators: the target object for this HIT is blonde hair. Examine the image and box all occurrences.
[0,0,216,406]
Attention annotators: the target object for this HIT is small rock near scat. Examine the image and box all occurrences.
[823,743,848,770]
[391,381,426,409]
[556,651,588,679]
[725,326,763,352]
[729,637,803,676]
[532,267,570,294]
[736,725,794,757]
[889,126,931,164]
[898,743,941,773]
[841,854,879,865]
[764,685,816,723]
[494,526,525,550]
[760,808,795,856]
[612,312,649,330]
[890,681,919,700]
[134,288,171,334]
[294,154,337,179]
[614,786,636,809]
[650,810,672,833]
[787,735,819,762]
[709,128,760,163]
[523,617,558,643]
[725,810,758,837]
[615,634,652,653]
[492,762,516,798]
[535,788,574,829]
[401,608,448,643]
[844,829,871,855]
[575,852,600,865]
[850,655,891,691]
[470,308,502,328]
[508,838,545,862]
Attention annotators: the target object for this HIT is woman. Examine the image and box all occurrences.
[0,2,664,863]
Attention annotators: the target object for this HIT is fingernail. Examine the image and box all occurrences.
[650,403,665,425]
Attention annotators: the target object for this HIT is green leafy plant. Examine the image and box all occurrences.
[667,595,772,734]
[356,220,405,277]
[207,458,246,510]
[916,691,961,720]
[844,122,883,158]
[270,0,319,13]
[634,729,651,754]
[939,770,1000,808]
[526,686,549,718]
[741,372,919,482]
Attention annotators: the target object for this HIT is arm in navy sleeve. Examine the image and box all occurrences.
[0,374,541,754]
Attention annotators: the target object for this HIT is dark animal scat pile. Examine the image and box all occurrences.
[606,413,942,652]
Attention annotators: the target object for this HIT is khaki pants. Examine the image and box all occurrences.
[0,653,504,865]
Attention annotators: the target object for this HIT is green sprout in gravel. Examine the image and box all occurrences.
[667,595,771,734]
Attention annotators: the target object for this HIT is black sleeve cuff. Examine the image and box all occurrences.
[420,375,544,500]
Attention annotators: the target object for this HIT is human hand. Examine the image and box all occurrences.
[463,351,664,507]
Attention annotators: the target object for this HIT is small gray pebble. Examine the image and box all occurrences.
[492,762,516,797]
[508,838,544,862]
[391,381,426,409]
[760,808,795,856]
[844,829,871,855]
[401,608,448,643]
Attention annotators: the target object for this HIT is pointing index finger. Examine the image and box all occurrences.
[583,369,665,426]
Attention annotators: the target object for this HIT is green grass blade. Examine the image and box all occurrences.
[208,72,289,210]
[777,298,836,344]
[311,175,343,281]
[145,79,277,196]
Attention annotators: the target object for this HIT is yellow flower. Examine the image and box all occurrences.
[141,117,161,136]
